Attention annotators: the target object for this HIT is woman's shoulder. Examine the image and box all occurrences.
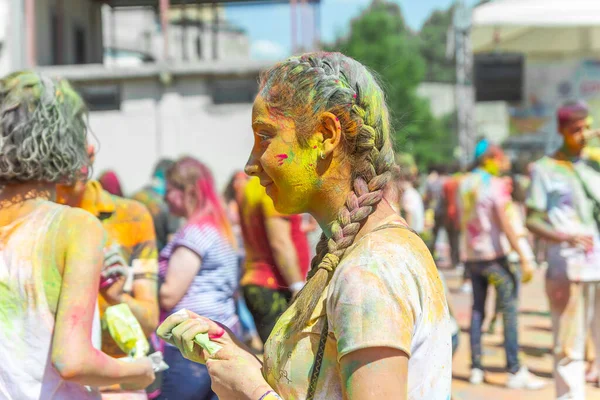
[333,225,436,287]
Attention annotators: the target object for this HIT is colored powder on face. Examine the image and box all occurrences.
[276,154,289,166]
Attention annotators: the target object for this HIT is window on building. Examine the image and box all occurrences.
[74,25,86,64]
[211,79,257,104]
[76,84,121,111]
[51,12,60,65]
[196,36,202,60]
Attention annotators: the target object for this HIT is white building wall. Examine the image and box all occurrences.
[89,77,254,195]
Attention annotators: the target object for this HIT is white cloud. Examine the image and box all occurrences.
[251,40,287,61]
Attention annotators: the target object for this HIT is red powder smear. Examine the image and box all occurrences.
[209,327,225,340]
[313,145,317,149]
[276,154,288,166]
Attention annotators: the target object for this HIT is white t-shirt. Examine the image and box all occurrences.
[262,218,452,399]
[402,186,425,234]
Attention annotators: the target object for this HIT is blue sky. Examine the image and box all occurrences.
[226,0,477,59]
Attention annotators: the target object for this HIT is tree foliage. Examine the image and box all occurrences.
[419,6,456,83]
[326,0,454,169]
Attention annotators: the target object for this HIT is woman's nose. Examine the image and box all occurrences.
[244,154,260,177]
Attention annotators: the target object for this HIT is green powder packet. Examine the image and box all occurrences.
[193,332,222,356]
[105,303,149,358]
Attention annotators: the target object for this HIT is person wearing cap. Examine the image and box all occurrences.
[526,101,600,399]
[458,138,543,389]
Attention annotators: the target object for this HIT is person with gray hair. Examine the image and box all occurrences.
[0,71,155,399]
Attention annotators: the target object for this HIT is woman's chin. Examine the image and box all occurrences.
[268,190,308,216]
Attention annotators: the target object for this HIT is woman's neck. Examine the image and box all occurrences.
[309,179,351,238]
[309,181,400,240]
[0,182,54,206]
[0,182,54,225]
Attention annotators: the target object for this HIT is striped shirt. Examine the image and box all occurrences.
[159,222,240,336]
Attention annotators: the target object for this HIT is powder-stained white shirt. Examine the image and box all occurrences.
[263,217,452,399]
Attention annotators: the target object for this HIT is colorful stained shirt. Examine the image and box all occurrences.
[0,201,101,399]
[526,156,600,282]
[239,178,310,290]
[443,173,463,228]
[262,216,452,399]
[81,180,158,357]
[457,169,511,262]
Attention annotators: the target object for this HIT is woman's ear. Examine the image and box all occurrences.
[319,112,342,159]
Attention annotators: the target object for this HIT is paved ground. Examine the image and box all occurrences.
[444,267,600,400]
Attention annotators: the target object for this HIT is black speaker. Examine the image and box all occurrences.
[474,53,524,102]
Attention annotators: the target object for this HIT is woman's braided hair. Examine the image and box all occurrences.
[0,71,90,185]
[259,52,397,334]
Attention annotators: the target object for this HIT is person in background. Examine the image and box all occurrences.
[224,170,263,353]
[238,176,309,342]
[99,170,124,197]
[158,156,240,400]
[526,101,600,399]
[396,153,425,235]
[443,164,469,290]
[459,139,542,389]
[426,164,449,254]
[488,173,537,335]
[583,116,600,385]
[133,159,182,252]
[0,72,154,399]
[57,148,160,400]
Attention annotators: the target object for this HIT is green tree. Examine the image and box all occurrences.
[327,0,454,169]
[419,6,456,83]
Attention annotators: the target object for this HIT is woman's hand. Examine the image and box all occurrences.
[206,349,271,400]
[157,310,229,363]
[157,310,271,400]
[520,258,534,284]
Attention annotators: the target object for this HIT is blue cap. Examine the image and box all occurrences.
[474,138,490,160]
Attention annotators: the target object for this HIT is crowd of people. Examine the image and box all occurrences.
[1,53,600,400]
[402,100,600,399]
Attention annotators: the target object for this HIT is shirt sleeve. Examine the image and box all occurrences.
[327,259,416,361]
[525,163,548,212]
[172,224,219,260]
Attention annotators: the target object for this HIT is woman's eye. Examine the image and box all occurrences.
[257,132,271,142]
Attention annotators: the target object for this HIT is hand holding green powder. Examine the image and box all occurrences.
[193,331,223,356]
[172,309,222,356]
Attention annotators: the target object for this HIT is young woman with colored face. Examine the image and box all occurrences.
[0,72,154,399]
[158,52,452,400]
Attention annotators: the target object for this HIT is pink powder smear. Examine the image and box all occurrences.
[276,154,288,166]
